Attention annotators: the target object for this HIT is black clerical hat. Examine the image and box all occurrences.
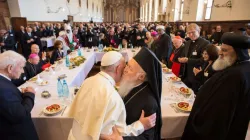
[222,32,250,49]
[222,32,250,61]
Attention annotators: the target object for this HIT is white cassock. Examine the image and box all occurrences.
[56,36,69,56]
[67,71,144,140]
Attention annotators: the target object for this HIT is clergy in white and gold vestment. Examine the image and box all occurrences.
[68,51,145,140]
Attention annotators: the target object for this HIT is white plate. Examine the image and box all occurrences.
[163,68,172,74]
[169,77,181,82]
[38,81,49,86]
[43,104,63,115]
[176,102,192,112]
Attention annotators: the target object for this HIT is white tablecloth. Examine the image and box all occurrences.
[19,49,250,140]
[41,36,56,48]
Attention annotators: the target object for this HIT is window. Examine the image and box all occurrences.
[180,0,184,20]
[205,0,213,19]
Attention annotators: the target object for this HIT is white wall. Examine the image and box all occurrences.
[182,0,199,21]
[210,0,250,21]
[140,0,250,22]
[9,0,103,22]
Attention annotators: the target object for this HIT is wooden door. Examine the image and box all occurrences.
[10,17,27,53]
[11,17,27,32]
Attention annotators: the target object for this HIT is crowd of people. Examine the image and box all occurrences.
[0,20,250,140]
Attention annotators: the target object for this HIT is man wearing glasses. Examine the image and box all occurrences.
[178,23,209,89]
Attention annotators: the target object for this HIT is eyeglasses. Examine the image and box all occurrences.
[187,31,197,35]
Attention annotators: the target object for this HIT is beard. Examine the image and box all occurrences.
[212,55,235,71]
[118,78,137,98]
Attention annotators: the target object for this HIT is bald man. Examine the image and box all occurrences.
[30,44,47,73]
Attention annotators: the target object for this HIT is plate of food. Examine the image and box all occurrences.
[162,68,172,74]
[38,81,49,86]
[169,76,181,82]
[43,104,62,115]
[29,76,37,82]
[176,101,192,112]
[161,63,167,68]
[41,91,51,98]
[179,87,192,98]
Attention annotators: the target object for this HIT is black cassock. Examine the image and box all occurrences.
[123,82,159,140]
[123,47,162,140]
[182,61,250,140]
[24,62,39,81]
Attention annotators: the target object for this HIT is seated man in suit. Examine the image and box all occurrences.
[0,51,38,140]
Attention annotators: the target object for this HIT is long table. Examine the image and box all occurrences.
[19,48,250,140]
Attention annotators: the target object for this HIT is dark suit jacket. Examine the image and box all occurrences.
[0,75,38,140]
[50,49,63,64]
[32,30,43,50]
[23,32,35,58]
[78,28,86,46]
[154,33,173,62]
[2,35,16,51]
[136,30,147,47]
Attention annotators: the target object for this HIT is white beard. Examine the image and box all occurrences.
[212,55,235,71]
[118,79,137,98]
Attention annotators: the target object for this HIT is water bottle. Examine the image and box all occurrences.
[57,79,63,98]
[119,44,122,50]
[98,43,103,52]
[65,55,70,67]
[62,80,69,98]
[131,43,133,49]
[78,48,82,56]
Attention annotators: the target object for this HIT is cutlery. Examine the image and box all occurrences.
[61,106,67,116]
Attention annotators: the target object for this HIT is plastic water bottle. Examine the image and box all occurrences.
[119,44,122,50]
[78,48,82,56]
[65,55,70,67]
[62,80,69,98]
[57,79,63,98]
[131,44,133,49]
[98,44,103,52]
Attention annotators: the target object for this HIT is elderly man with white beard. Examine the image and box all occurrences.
[101,47,162,140]
[68,51,156,140]
[182,32,250,140]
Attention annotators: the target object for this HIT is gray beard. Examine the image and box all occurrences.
[118,80,137,98]
[212,56,234,71]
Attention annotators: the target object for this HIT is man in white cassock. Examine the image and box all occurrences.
[67,51,156,140]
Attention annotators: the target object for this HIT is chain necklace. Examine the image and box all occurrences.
[124,84,148,106]
[99,72,114,86]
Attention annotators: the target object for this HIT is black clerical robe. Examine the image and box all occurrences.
[210,32,224,44]
[191,61,216,94]
[182,61,250,140]
[123,82,160,140]
[180,37,209,87]
[24,62,38,81]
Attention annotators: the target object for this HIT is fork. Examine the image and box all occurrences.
[61,106,67,116]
